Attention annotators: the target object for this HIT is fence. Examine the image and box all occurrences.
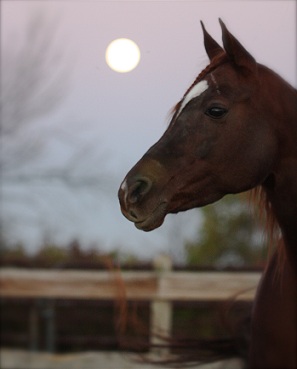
[0,260,261,353]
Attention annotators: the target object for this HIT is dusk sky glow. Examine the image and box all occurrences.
[1,1,296,259]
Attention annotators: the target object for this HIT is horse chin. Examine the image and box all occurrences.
[134,202,168,232]
[169,192,224,213]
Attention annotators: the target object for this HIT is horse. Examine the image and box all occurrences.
[118,19,297,368]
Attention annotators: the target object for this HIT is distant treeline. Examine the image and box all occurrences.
[0,237,262,271]
[0,239,149,270]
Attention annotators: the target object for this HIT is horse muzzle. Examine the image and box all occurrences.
[118,165,169,231]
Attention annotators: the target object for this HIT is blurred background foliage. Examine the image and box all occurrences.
[186,193,267,268]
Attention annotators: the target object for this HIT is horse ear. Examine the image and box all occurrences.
[219,19,257,72]
[200,21,224,61]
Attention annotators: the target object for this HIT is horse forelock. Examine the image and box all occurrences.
[169,53,229,123]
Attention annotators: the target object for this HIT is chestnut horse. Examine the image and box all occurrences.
[118,20,297,368]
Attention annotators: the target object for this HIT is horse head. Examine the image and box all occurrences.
[118,19,278,232]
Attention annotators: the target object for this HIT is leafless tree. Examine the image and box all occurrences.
[1,12,68,169]
[0,11,111,246]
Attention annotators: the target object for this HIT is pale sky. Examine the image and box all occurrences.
[1,1,296,259]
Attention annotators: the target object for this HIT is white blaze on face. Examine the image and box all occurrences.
[176,80,209,119]
[120,179,129,207]
[120,179,127,192]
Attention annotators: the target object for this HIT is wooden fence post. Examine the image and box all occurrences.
[29,299,55,352]
[150,254,172,357]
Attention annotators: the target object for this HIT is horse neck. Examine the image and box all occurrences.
[262,76,297,266]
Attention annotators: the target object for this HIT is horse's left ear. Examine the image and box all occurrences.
[200,21,224,61]
[219,19,257,73]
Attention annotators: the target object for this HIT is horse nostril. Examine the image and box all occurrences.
[129,210,138,220]
[129,177,152,204]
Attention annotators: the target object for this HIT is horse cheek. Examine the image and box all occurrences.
[195,139,212,159]
[247,125,278,183]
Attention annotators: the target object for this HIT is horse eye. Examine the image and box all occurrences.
[205,107,228,119]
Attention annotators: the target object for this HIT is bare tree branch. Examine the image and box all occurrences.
[1,12,68,138]
[0,11,112,246]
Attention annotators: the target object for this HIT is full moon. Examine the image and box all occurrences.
[105,38,141,73]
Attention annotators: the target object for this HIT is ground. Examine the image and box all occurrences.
[0,349,243,369]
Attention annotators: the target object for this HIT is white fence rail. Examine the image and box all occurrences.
[0,268,260,301]
[0,266,261,354]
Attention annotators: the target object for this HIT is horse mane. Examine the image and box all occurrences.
[250,186,285,274]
